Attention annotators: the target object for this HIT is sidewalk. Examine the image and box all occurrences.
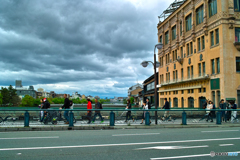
[0,118,240,132]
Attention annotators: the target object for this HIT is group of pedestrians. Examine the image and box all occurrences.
[86,97,104,124]
[202,99,238,122]
[38,98,50,122]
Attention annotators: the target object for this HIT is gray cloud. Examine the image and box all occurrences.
[0,0,171,97]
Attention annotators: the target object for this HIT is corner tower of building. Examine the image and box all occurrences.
[157,0,240,108]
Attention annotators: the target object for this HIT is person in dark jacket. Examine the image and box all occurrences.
[146,98,152,109]
[92,98,104,123]
[161,98,170,120]
[40,98,50,122]
[60,94,70,124]
[125,100,134,122]
[219,99,227,122]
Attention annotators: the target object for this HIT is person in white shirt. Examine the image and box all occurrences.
[140,102,151,124]
[206,101,213,122]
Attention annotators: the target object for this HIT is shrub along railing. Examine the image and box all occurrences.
[0,109,239,127]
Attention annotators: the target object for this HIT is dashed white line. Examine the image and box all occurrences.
[0,136,59,140]
[0,137,240,151]
[219,144,234,146]
[112,133,160,136]
[201,130,239,133]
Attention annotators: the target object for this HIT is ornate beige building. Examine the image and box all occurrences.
[157,0,240,108]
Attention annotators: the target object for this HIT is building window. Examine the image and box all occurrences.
[173,71,175,81]
[210,31,214,46]
[199,88,202,93]
[165,31,169,45]
[235,28,240,42]
[173,98,178,107]
[176,70,178,81]
[182,90,184,94]
[198,63,202,76]
[217,91,221,107]
[234,0,240,12]
[202,36,205,50]
[181,47,183,58]
[215,29,219,44]
[172,25,176,40]
[188,67,190,79]
[188,89,191,93]
[180,21,182,36]
[216,58,220,74]
[202,62,205,75]
[181,68,183,80]
[190,42,193,55]
[159,35,162,43]
[191,89,194,93]
[209,0,217,17]
[172,51,175,61]
[237,57,240,72]
[197,38,201,51]
[211,59,215,74]
[203,88,206,92]
[187,43,190,56]
[191,65,193,78]
[196,5,204,25]
[212,91,216,104]
[186,14,192,32]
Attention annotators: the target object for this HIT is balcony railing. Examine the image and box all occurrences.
[158,73,209,87]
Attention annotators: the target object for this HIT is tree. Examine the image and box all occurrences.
[0,93,3,105]
[11,95,21,106]
[130,97,134,104]
[21,95,35,107]
[8,85,17,104]
[1,87,10,105]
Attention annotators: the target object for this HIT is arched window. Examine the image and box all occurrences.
[188,97,194,108]
[173,97,178,108]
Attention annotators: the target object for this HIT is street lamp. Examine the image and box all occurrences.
[141,42,163,125]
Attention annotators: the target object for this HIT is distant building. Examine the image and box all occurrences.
[71,92,81,99]
[50,91,57,98]
[16,86,37,99]
[15,80,22,88]
[128,83,143,104]
[82,94,86,99]
[36,88,50,98]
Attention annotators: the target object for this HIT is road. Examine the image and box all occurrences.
[0,127,240,160]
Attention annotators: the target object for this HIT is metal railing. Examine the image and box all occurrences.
[0,108,239,127]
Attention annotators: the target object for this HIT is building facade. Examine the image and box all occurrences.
[143,73,159,107]
[16,86,37,99]
[157,0,240,108]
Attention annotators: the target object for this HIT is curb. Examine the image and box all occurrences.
[0,124,240,132]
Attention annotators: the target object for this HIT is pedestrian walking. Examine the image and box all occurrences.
[161,98,170,120]
[206,101,213,122]
[231,101,237,122]
[125,100,134,122]
[219,99,227,122]
[59,94,70,124]
[86,97,92,124]
[92,98,104,123]
[140,101,151,124]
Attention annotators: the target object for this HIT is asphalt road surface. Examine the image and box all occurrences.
[0,127,240,160]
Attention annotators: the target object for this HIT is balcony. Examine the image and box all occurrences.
[157,74,210,87]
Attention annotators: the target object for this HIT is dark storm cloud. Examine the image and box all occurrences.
[0,0,171,96]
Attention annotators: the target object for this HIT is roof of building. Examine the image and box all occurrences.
[158,0,187,22]
[143,72,159,84]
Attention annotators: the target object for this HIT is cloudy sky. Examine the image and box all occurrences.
[0,0,172,98]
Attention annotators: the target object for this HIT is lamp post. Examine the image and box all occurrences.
[141,43,163,125]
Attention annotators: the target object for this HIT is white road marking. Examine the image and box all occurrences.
[135,145,208,150]
[201,130,239,133]
[151,151,240,160]
[0,137,240,151]
[0,136,59,140]
[219,144,234,146]
[112,133,160,136]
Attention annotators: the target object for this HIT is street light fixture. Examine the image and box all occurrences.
[141,42,163,125]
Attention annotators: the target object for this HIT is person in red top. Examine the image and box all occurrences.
[87,97,92,124]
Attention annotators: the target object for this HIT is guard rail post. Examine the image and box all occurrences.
[24,111,30,127]
[216,111,222,125]
[69,110,74,127]
[110,111,115,126]
[145,111,150,125]
[182,111,187,125]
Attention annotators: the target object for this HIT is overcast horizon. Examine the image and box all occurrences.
[0,0,172,98]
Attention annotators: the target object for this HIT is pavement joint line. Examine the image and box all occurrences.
[219,144,234,146]
[0,137,240,151]
[112,133,160,136]
[0,136,59,140]
[150,151,240,160]
[201,130,239,133]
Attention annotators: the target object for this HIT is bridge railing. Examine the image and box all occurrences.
[0,108,239,127]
